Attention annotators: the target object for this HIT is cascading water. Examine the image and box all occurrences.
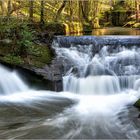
[0,65,28,94]
[0,36,140,139]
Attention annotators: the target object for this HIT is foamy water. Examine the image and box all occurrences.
[0,37,140,138]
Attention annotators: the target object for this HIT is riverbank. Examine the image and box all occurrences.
[0,21,66,91]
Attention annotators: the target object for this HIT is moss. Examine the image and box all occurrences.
[2,55,24,65]
[27,44,53,67]
[134,99,140,108]
[0,43,54,68]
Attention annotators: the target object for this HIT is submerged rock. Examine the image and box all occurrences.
[134,99,140,108]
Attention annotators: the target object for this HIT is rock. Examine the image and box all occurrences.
[133,99,140,118]
[0,39,12,44]
[134,99,140,108]
[32,58,64,91]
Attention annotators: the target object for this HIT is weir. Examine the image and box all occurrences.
[0,36,140,138]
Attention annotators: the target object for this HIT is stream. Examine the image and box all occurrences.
[0,36,140,139]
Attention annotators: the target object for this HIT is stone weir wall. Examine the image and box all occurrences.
[51,35,140,80]
[54,36,140,48]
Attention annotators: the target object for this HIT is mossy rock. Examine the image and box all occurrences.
[133,23,140,28]
[45,22,65,35]
[134,99,140,108]
[3,55,24,65]
[26,44,54,68]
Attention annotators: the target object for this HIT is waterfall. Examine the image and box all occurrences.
[53,36,140,96]
[0,36,140,139]
[0,65,28,95]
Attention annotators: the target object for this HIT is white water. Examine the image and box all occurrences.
[0,40,140,138]
[0,65,28,94]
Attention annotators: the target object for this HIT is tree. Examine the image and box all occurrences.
[40,0,45,24]
[7,0,13,17]
[0,0,8,16]
[92,0,100,28]
[29,0,33,22]
[135,0,139,22]
[69,0,73,21]
[55,0,67,22]
[79,0,91,24]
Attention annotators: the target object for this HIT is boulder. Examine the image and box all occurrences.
[134,99,140,108]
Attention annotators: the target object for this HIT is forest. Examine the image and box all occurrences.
[0,0,140,27]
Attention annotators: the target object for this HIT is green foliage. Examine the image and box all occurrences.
[17,23,34,56]
[103,22,112,27]
[133,23,140,28]
[0,18,30,39]
[3,54,24,65]
[0,17,54,68]
[0,18,35,56]
[126,21,136,25]
[27,45,53,67]
[28,45,42,56]
[124,21,140,28]
[112,0,127,12]
[0,18,21,32]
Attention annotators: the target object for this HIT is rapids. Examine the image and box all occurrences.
[0,36,140,139]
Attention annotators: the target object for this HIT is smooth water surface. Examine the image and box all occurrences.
[67,27,140,36]
[92,27,140,36]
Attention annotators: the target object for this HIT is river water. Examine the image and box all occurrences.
[68,27,140,36]
[91,27,140,36]
[0,36,140,139]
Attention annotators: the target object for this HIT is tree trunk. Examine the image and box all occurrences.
[0,0,8,16]
[135,0,139,22]
[7,0,12,17]
[29,0,33,22]
[79,0,91,25]
[40,0,45,24]
[92,1,100,28]
[55,0,67,22]
[69,0,73,21]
